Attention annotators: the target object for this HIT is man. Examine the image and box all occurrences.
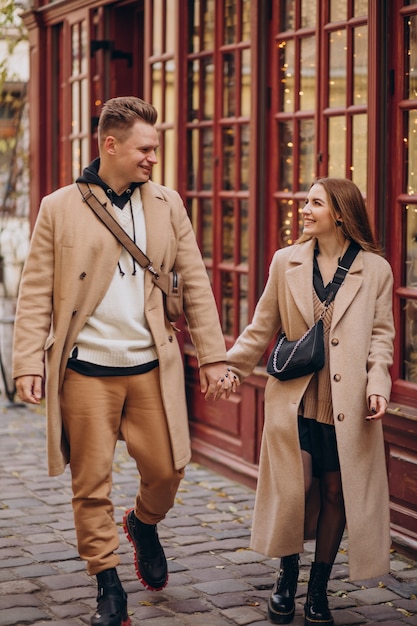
[13,96,233,626]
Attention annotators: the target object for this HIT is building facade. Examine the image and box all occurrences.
[22,0,417,558]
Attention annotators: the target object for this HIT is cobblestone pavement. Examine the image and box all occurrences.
[0,399,416,626]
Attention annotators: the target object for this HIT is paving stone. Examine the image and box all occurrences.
[221,605,265,624]
[0,607,49,625]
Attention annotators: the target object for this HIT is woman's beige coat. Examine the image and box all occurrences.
[12,181,226,477]
[227,239,394,581]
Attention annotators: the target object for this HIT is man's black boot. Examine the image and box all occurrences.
[123,508,168,590]
[91,568,131,626]
[267,554,299,624]
[304,562,334,626]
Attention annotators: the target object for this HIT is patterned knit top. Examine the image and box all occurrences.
[300,290,335,425]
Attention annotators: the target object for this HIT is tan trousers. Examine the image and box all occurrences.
[60,366,184,575]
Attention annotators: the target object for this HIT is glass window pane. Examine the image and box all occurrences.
[165,1,175,53]
[239,273,248,333]
[352,114,367,194]
[406,110,417,195]
[354,25,368,105]
[241,48,251,117]
[240,124,250,190]
[242,0,251,41]
[72,139,81,181]
[164,129,175,189]
[222,200,234,262]
[189,0,200,53]
[190,197,198,232]
[153,0,163,55]
[328,116,346,178]
[300,37,316,111]
[165,60,175,124]
[80,22,87,74]
[72,25,79,76]
[279,40,295,112]
[188,59,199,122]
[330,0,347,22]
[187,128,199,190]
[152,63,163,117]
[81,78,88,133]
[299,119,315,191]
[403,296,417,382]
[279,199,296,247]
[406,15,417,99]
[203,0,215,50]
[279,120,293,192]
[354,0,368,17]
[72,81,80,135]
[202,198,213,260]
[81,137,89,172]
[240,199,249,263]
[223,52,235,117]
[221,271,234,335]
[202,127,214,190]
[301,0,316,29]
[222,126,235,190]
[406,206,417,288]
[329,30,346,108]
[281,0,295,31]
[224,0,236,44]
[203,56,214,120]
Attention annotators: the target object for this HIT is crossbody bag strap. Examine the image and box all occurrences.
[322,241,361,309]
[77,182,160,278]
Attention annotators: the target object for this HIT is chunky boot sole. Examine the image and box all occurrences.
[123,508,168,591]
[304,607,334,626]
[267,600,295,624]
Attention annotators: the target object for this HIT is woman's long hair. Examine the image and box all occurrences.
[297,178,382,254]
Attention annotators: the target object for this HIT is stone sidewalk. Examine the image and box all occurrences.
[0,398,416,626]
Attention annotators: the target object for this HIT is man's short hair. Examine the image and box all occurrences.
[98,96,158,145]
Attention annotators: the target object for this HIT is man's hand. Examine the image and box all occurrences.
[199,362,239,400]
[15,375,43,405]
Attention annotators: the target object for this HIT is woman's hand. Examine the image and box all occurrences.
[366,394,387,421]
[202,366,240,400]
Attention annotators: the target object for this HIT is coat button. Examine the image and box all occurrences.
[331,338,339,346]
[333,374,341,382]
[168,335,173,342]
[337,413,345,421]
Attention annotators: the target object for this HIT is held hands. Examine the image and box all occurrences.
[366,394,387,421]
[200,362,240,400]
[15,375,43,405]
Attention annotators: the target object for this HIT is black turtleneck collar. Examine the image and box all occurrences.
[76,157,144,209]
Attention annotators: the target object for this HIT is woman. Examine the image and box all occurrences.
[212,178,394,626]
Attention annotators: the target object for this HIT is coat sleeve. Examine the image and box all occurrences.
[169,195,227,366]
[12,197,55,379]
[227,251,283,380]
[366,258,395,402]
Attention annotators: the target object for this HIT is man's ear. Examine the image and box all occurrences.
[104,135,117,155]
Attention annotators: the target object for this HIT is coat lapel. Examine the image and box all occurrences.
[286,239,316,327]
[140,181,171,268]
[331,253,364,328]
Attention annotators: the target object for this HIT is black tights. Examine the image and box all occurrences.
[301,450,346,565]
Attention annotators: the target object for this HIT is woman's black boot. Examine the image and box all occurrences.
[267,554,299,624]
[304,562,334,626]
[91,568,131,626]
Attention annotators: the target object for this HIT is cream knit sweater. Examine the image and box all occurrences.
[73,188,158,367]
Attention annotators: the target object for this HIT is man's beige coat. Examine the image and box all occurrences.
[12,181,226,477]
[227,239,395,581]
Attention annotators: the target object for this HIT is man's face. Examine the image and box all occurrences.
[111,120,159,184]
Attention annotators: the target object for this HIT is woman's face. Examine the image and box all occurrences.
[301,183,339,240]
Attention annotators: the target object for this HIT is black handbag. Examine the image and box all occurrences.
[266,243,360,381]
[77,183,183,322]
[267,317,325,381]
